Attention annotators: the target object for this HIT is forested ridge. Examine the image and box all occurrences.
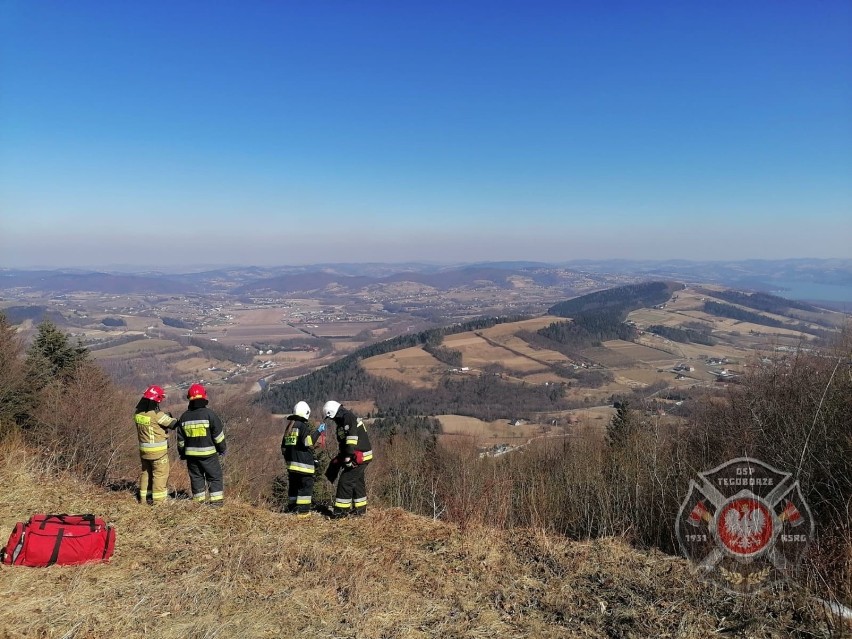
[703,288,817,313]
[702,300,832,339]
[535,310,638,349]
[515,281,685,357]
[547,281,683,317]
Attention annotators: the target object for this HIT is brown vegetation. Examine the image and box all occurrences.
[0,439,836,639]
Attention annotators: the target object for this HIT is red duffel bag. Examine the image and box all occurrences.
[1,513,116,567]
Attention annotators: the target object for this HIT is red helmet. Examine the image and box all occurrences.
[142,385,166,403]
[187,383,207,400]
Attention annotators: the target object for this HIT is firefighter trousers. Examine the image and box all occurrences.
[287,472,315,514]
[334,464,367,515]
[187,455,224,505]
[139,455,169,503]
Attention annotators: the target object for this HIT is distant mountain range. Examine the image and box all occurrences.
[2,259,851,302]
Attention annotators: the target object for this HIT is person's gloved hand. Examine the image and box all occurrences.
[157,413,175,427]
[317,423,326,433]
[219,451,226,457]
[343,456,355,469]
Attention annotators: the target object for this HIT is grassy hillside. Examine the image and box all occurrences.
[0,441,832,639]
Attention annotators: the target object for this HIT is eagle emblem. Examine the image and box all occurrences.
[718,498,772,556]
[676,457,813,594]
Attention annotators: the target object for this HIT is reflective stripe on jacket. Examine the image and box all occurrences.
[135,410,177,460]
[282,417,323,475]
[176,405,226,459]
[334,407,373,463]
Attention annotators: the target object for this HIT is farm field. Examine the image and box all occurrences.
[88,338,184,359]
[201,309,305,345]
[208,324,306,345]
[598,339,677,363]
[479,315,563,338]
[443,332,552,375]
[300,321,384,338]
[362,347,445,389]
[437,406,618,448]
[438,414,549,446]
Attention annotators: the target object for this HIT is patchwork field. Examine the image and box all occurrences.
[352,284,847,448]
[438,414,550,447]
[88,338,185,359]
[442,331,553,375]
[201,308,305,345]
[362,347,445,389]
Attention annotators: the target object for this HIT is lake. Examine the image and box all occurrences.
[767,280,852,304]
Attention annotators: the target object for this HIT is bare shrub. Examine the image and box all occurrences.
[370,432,440,517]
[211,386,292,504]
[0,314,32,442]
[682,332,852,603]
[28,362,136,484]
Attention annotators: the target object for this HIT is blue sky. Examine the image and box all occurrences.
[1,1,850,268]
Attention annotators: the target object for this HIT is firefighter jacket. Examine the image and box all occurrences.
[176,402,226,460]
[333,407,373,464]
[281,416,323,475]
[135,409,178,461]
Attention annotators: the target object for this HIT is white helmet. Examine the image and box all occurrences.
[322,400,341,419]
[292,401,311,420]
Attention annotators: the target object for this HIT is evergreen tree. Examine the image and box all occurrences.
[607,400,639,447]
[26,320,88,385]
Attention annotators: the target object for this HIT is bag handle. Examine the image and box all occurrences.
[39,514,97,532]
[47,527,65,566]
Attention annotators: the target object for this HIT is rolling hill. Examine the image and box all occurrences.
[265,281,845,427]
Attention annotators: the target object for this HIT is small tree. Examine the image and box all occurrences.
[26,320,88,385]
[607,400,639,447]
[0,313,32,440]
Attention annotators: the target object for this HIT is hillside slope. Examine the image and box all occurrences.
[0,444,828,639]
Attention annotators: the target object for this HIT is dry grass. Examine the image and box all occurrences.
[0,441,838,639]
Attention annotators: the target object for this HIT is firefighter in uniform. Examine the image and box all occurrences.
[323,401,372,518]
[176,383,227,506]
[281,401,326,518]
[134,385,178,504]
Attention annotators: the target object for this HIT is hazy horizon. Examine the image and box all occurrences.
[4,255,852,274]
[2,2,850,268]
